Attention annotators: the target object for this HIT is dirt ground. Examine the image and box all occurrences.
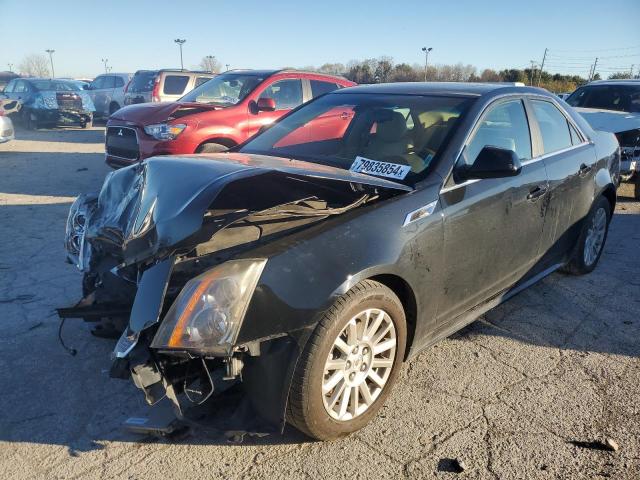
[0,125,639,480]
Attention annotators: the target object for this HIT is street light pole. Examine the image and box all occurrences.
[8,63,13,72]
[225,64,230,71]
[45,49,55,78]
[421,47,432,82]
[174,39,186,70]
[205,55,216,73]
[101,58,108,74]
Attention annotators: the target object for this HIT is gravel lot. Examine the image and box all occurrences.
[1,125,639,479]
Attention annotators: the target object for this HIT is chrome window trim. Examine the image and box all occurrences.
[439,179,480,193]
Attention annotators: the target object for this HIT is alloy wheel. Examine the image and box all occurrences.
[322,308,397,421]
[584,207,607,266]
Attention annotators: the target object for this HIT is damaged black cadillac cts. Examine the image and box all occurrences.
[61,83,620,440]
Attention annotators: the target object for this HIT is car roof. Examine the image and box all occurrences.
[584,79,640,87]
[334,82,549,98]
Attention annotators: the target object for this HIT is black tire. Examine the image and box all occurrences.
[287,280,406,440]
[634,177,640,201]
[22,109,37,130]
[108,102,120,116]
[562,196,611,275]
[196,142,229,154]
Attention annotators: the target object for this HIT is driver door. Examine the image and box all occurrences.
[437,98,549,322]
[247,78,305,137]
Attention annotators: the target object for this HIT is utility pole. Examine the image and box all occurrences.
[529,60,537,86]
[421,47,432,82]
[174,39,186,70]
[588,57,599,81]
[45,49,55,78]
[630,64,635,79]
[537,48,547,86]
[101,58,108,74]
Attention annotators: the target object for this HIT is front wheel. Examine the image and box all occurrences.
[562,196,611,275]
[287,280,406,440]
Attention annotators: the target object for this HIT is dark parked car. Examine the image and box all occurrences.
[2,78,95,129]
[61,82,619,440]
[105,69,354,168]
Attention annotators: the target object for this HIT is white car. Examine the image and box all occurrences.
[84,73,132,119]
[568,79,640,198]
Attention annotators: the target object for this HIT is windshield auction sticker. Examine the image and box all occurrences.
[349,156,411,180]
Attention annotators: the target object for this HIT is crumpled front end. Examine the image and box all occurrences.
[59,154,407,430]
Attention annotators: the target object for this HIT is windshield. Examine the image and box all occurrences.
[129,71,158,93]
[180,73,265,105]
[567,84,640,113]
[240,93,473,185]
[31,80,80,92]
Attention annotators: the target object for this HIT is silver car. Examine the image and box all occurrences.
[84,73,132,118]
[123,69,215,105]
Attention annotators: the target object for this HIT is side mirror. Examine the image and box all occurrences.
[257,97,276,112]
[457,146,522,180]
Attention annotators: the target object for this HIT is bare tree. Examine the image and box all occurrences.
[20,54,50,77]
[199,56,221,73]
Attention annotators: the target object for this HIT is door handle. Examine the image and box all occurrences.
[527,185,548,201]
[578,163,592,176]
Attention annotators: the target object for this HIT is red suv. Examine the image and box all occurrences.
[105,69,355,168]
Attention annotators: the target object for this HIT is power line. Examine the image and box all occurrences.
[548,44,640,53]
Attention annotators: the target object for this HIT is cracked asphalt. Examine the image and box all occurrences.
[0,126,639,479]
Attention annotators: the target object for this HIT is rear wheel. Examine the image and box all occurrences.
[287,280,406,440]
[22,109,37,130]
[562,196,611,275]
[196,142,229,154]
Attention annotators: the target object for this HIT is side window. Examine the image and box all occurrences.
[259,79,303,110]
[163,75,189,95]
[531,100,572,153]
[310,80,340,98]
[568,122,583,146]
[195,76,211,87]
[3,80,15,93]
[103,76,116,89]
[14,81,27,93]
[91,76,106,90]
[114,76,125,88]
[465,99,532,165]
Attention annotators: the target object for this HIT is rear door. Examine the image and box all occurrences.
[527,97,597,268]
[438,98,549,322]
[247,78,304,137]
[89,75,114,115]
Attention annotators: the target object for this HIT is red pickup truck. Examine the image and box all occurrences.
[105,69,355,168]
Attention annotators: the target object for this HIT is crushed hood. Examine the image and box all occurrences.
[85,153,411,265]
[110,101,224,124]
[575,107,640,134]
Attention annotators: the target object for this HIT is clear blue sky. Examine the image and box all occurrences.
[1,0,639,78]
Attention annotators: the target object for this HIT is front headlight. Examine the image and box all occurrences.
[143,123,186,140]
[65,194,96,269]
[151,259,267,355]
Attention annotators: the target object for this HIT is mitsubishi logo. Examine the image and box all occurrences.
[117,129,123,136]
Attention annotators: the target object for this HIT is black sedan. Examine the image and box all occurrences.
[61,82,619,440]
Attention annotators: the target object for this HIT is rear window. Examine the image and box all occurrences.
[128,71,158,93]
[310,80,341,98]
[114,77,125,88]
[163,75,190,95]
[31,80,79,92]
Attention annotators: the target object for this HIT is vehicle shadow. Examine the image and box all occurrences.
[0,201,638,451]
[8,123,106,144]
